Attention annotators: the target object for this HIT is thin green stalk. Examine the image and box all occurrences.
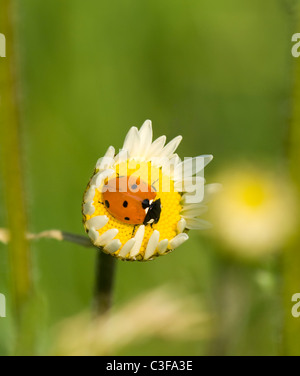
[0,224,117,316]
[93,251,117,316]
[283,32,300,355]
[0,0,33,324]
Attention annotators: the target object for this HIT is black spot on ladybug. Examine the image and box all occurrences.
[124,217,130,221]
[105,200,110,208]
[142,199,150,209]
[123,201,128,208]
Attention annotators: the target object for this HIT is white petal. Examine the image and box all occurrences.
[181,205,208,218]
[201,154,214,167]
[144,230,160,260]
[96,229,119,247]
[181,202,207,211]
[146,136,166,161]
[105,239,122,254]
[95,146,115,170]
[157,239,169,254]
[181,182,215,205]
[83,202,95,216]
[169,233,189,250]
[118,238,136,258]
[130,225,145,258]
[170,153,182,164]
[90,169,115,188]
[84,185,96,203]
[177,218,187,233]
[105,145,116,158]
[185,218,212,230]
[122,126,137,150]
[174,155,213,181]
[159,136,182,160]
[114,149,129,164]
[129,129,141,157]
[122,127,140,157]
[160,154,182,179]
[88,228,100,243]
[138,120,153,159]
[96,156,115,171]
[170,154,181,174]
[174,177,205,193]
[157,156,171,172]
[86,215,109,230]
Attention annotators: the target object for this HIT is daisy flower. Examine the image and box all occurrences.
[82,120,215,261]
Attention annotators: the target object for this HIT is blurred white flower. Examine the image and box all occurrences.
[210,166,298,258]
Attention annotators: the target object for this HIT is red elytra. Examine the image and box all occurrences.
[102,176,157,225]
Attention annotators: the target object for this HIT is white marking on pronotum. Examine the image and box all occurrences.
[0,34,6,58]
[0,293,6,318]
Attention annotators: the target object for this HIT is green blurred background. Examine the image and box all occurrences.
[0,0,299,355]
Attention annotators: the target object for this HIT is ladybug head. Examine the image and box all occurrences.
[143,199,162,226]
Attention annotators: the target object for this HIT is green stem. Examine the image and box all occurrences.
[283,32,300,355]
[0,0,33,324]
[93,251,117,316]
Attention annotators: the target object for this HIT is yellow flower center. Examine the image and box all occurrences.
[84,161,182,260]
[240,182,267,208]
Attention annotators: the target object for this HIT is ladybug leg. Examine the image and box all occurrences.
[132,225,138,237]
[151,178,159,192]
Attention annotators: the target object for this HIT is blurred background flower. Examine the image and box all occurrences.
[209,165,299,258]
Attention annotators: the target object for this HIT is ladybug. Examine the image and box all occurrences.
[102,176,162,226]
